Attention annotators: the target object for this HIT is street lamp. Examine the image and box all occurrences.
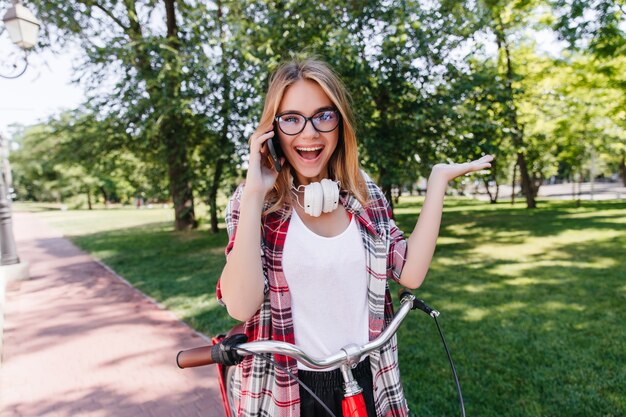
[1,0,38,360]
[0,0,39,265]
[1,0,40,79]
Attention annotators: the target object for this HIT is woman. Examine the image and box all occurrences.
[217,58,492,417]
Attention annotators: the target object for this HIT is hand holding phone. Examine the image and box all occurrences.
[266,123,283,172]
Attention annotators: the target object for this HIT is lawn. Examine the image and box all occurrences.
[19,198,626,417]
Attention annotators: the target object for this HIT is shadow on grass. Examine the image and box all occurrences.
[395,199,626,248]
[397,201,626,417]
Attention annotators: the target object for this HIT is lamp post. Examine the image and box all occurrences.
[0,132,20,265]
[1,0,39,361]
[1,0,38,263]
[1,0,39,79]
[0,0,38,266]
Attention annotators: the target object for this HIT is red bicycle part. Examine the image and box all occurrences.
[341,393,368,417]
[212,335,233,417]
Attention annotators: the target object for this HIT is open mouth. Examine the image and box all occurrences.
[295,145,324,161]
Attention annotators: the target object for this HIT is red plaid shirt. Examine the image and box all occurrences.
[216,172,409,417]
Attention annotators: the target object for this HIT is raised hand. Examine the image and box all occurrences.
[430,154,494,183]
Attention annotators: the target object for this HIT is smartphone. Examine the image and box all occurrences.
[266,123,283,172]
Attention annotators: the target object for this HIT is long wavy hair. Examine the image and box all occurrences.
[256,58,368,215]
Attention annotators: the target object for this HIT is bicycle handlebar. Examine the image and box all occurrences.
[177,293,417,370]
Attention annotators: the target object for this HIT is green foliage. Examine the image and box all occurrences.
[551,55,626,180]
[9,0,626,216]
[551,0,626,57]
[10,124,91,202]
[9,112,169,205]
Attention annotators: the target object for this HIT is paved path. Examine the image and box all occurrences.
[0,212,225,417]
[472,181,626,201]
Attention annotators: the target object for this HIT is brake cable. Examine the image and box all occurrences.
[236,347,339,417]
[409,295,466,417]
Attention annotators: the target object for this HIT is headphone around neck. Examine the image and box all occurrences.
[292,178,340,217]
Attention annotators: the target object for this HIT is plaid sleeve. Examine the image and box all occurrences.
[383,194,407,282]
[388,217,407,282]
[216,184,245,306]
[363,173,408,283]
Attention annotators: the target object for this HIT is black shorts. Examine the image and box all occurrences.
[297,357,377,417]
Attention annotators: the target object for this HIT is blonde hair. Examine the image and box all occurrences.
[256,58,368,215]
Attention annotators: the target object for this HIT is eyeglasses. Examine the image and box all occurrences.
[274,109,341,136]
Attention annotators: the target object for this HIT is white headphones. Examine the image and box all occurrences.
[292,178,340,217]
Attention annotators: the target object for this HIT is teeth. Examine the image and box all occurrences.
[296,146,323,152]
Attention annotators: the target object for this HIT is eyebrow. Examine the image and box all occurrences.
[277,106,336,116]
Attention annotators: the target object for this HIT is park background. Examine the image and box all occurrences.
[1,1,625,416]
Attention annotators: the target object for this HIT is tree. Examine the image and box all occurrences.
[29,0,225,229]
[551,0,626,58]
[9,112,165,207]
[549,55,626,188]
[478,0,552,208]
[549,0,626,185]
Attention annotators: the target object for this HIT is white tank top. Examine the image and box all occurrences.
[282,209,369,370]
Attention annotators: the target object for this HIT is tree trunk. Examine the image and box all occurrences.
[483,178,499,204]
[576,173,582,207]
[494,12,536,209]
[164,121,196,230]
[207,0,233,234]
[208,158,225,234]
[483,178,493,202]
[123,0,196,230]
[168,168,195,230]
[87,188,93,210]
[99,186,109,206]
[511,161,517,205]
[164,0,196,230]
[517,152,536,208]
[619,151,626,187]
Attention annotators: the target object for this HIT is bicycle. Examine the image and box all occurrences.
[177,291,465,417]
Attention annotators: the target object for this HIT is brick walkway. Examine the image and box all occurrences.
[0,212,225,417]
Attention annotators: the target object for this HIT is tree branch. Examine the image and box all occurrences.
[88,1,130,32]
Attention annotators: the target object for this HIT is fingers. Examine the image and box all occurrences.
[248,130,276,169]
[472,154,494,164]
[250,129,275,153]
[462,155,494,175]
[472,154,493,166]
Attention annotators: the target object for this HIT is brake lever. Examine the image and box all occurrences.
[398,288,440,317]
[212,333,248,366]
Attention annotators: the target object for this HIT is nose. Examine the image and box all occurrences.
[300,119,319,139]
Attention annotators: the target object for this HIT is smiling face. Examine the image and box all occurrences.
[277,79,340,186]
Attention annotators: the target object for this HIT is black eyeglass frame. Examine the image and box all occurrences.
[274,108,341,136]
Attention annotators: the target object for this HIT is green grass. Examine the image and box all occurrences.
[20,198,626,416]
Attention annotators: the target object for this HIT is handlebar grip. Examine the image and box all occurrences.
[176,345,215,369]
